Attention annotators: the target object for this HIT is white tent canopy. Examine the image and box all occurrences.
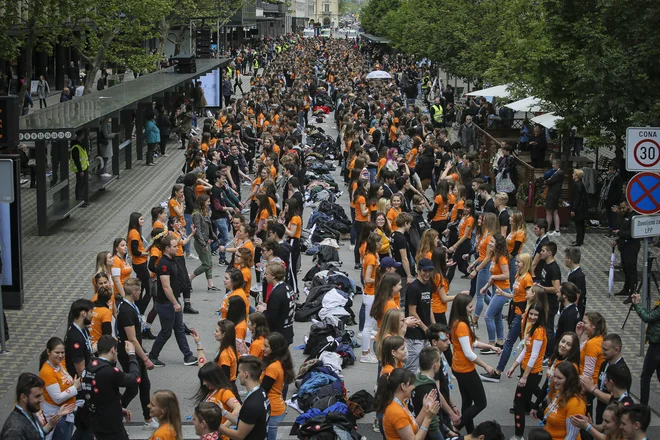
[466,84,512,98]
[532,112,563,129]
[505,96,542,112]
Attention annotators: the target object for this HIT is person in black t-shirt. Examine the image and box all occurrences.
[65,299,94,378]
[218,356,270,440]
[495,193,510,236]
[531,219,549,280]
[404,258,435,372]
[564,247,587,317]
[427,324,461,433]
[117,278,154,426]
[148,235,197,367]
[555,282,581,345]
[537,242,561,357]
[478,183,497,215]
[392,213,415,308]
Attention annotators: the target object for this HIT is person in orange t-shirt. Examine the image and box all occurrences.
[192,363,241,433]
[128,212,151,312]
[386,194,403,232]
[151,206,168,231]
[235,249,253,294]
[207,320,238,381]
[220,270,249,319]
[90,286,114,350]
[378,335,406,377]
[371,271,402,329]
[246,312,269,359]
[467,211,498,327]
[361,233,382,363]
[577,311,606,417]
[111,238,133,298]
[375,368,439,440]
[505,304,547,439]
[480,234,511,348]
[448,200,476,280]
[39,336,80,430]
[148,391,182,440]
[430,181,450,234]
[537,361,586,440]
[353,180,370,268]
[284,198,303,294]
[226,296,248,342]
[261,333,295,438]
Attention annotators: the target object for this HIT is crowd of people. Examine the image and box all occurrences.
[2,32,660,440]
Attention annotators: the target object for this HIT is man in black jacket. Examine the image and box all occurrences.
[614,200,640,299]
[259,262,295,345]
[555,282,581,344]
[81,336,141,440]
[565,247,587,317]
[267,223,295,290]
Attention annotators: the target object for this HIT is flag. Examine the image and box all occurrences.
[608,252,616,297]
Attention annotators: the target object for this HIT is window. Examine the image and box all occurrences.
[324,3,329,12]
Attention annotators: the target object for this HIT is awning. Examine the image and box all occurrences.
[466,84,512,99]
[505,96,542,112]
[532,112,563,129]
[361,33,390,44]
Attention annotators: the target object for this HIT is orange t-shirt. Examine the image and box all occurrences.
[432,195,446,221]
[477,232,492,260]
[127,229,147,265]
[218,347,237,381]
[512,273,533,314]
[387,207,401,232]
[406,148,418,169]
[240,266,252,293]
[262,361,286,416]
[543,394,586,440]
[90,306,112,345]
[289,216,302,239]
[580,335,605,385]
[431,274,448,314]
[362,253,379,295]
[250,178,262,201]
[194,183,206,198]
[459,215,474,239]
[233,240,255,269]
[172,231,185,257]
[377,299,399,329]
[522,327,547,374]
[380,363,396,377]
[383,399,418,440]
[506,229,527,254]
[205,388,237,426]
[149,247,162,278]
[168,198,184,226]
[490,255,511,289]
[451,321,475,373]
[355,196,369,222]
[40,362,76,407]
[150,423,176,440]
[377,157,387,173]
[153,220,166,230]
[221,289,249,320]
[450,199,464,223]
[111,255,132,295]
[249,336,265,359]
[235,320,247,341]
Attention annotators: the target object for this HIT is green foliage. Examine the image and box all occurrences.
[360,0,400,36]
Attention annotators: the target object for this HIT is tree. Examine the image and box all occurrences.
[360,0,400,36]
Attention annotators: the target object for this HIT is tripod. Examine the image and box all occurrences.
[622,256,659,330]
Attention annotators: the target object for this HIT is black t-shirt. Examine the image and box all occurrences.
[532,235,549,279]
[391,231,411,278]
[481,198,496,215]
[498,209,510,236]
[65,324,92,378]
[156,254,180,303]
[117,300,142,356]
[405,279,432,340]
[238,387,270,440]
[365,143,378,168]
[226,154,240,185]
[540,261,561,291]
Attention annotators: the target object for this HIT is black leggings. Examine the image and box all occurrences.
[290,237,300,293]
[354,221,365,265]
[174,256,192,300]
[431,219,448,235]
[513,371,543,437]
[454,369,487,433]
[250,200,259,223]
[119,354,151,420]
[133,263,152,314]
[159,136,167,155]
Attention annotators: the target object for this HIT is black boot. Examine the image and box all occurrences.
[142,328,157,340]
[183,303,199,314]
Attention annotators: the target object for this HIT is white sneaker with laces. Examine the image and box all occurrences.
[360,352,379,364]
[143,418,159,430]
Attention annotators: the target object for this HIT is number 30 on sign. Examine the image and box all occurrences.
[627,127,660,171]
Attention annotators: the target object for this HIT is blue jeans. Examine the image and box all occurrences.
[368,168,377,183]
[52,418,73,440]
[150,300,193,359]
[184,214,193,254]
[509,256,517,287]
[268,413,285,440]
[497,313,522,372]
[485,288,510,342]
[212,218,230,260]
[474,263,492,318]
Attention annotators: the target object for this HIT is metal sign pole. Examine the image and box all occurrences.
[641,238,648,356]
[0,226,7,353]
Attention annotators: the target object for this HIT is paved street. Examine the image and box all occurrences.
[0,74,659,438]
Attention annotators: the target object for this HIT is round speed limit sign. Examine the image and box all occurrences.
[627,128,660,171]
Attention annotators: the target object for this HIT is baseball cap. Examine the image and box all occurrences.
[380,257,401,269]
[417,258,434,271]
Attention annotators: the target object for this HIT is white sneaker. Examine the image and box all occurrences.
[349,245,355,251]
[360,352,378,364]
[100,173,112,178]
[143,418,159,430]
[547,230,557,236]
[186,254,200,260]
[554,231,561,236]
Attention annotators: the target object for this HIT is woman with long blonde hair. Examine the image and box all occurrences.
[148,390,183,440]
[415,229,439,262]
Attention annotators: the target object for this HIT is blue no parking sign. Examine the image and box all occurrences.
[626,172,660,215]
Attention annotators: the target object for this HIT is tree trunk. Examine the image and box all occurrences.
[173,26,188,56]
[83,32,114,95]
[158,18,171,57]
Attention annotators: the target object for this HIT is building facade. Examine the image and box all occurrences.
[314,0,339,28]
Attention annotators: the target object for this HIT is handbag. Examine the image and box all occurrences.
[496,171,515,193]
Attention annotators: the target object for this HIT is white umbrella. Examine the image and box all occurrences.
[532,112,563,129]
[366,70,392,79]
[466,84,512,98]
[505,96,542,112]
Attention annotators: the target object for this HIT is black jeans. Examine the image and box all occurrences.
[353,221,364,265]
[453,369,487,433]
[159,136,168,155]
[146,143,156,164]
[621,242,640,295]
[150,300,193,359]
[133,262,152,314]
[640,342,660,405]
[513,371,543,437]
[119,354,151,420]
[575,218,585,245]
[75,170,89,201]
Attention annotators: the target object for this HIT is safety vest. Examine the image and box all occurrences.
[69,143,89,172]
[227,67,233,77]
[253,59,259,69]
[276,45,281,54]
[284,43,289,51]
[422,76,431,89]
[431,104,443,123]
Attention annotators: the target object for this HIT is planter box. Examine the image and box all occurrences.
[534,206,571,227]
[517,199,536,223]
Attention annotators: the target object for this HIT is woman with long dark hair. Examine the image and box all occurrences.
[449,293,500,433]
[506,211,527,286]
[226,296,247,341]
[480,233,511,351]
[255,192,273,236]
[220,268,249,319]
[128,212,151,312]
[353,178,370,269]
[246,312,269,358]
[90,286,113,351]
[430,180,450,234]
[371,272,402,330]
[39,337,79,440]
[367,182,384,221]
[191,362,241,425]
[447,199,476,281]
[374,368,440,440]
[283,197,302,293]
[262,332,295,440]
[505,303,548,440]
[190,195,218,291]
[361,232,382,364]
[111,238,132,299]
[468,212,499,327]
[235,248,253,294]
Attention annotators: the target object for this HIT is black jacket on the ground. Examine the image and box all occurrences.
[81,356,141,437]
